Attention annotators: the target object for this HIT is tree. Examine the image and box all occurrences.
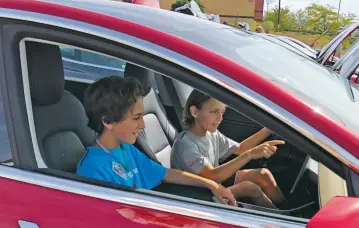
[262,21,274,33]
[305,4,339,33]
[295,9,309,29]
[340,13,357,27]
[264,6,296,31]
[171,0,204,12]
[264,3,357,33]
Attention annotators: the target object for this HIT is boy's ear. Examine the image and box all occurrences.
[189,105,198,118]
[102,117,113,130]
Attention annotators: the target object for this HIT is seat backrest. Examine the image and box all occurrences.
[26,42,95,172]
[154,75,193,127]
[124,64,177,168]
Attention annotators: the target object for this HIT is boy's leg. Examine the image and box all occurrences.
[234,168,288,207]
[228,181,277,209]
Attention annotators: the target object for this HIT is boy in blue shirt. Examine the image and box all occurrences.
[77,76,235,205]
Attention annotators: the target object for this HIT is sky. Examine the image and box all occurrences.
[266,0,359,17]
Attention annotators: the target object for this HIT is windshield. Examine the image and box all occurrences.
[273,35,318,59]
[319,22,359,61]
[333,38,359,75]
[254,33,316,60]
[173,28,359,135]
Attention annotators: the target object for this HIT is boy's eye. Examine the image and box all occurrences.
[133,117,141,120]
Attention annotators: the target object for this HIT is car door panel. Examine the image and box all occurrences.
[0,174,239,228]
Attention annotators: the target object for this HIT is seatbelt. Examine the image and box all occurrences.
[136,130,161,165]
[162,77,184,126]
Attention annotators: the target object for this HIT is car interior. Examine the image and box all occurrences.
[9,40,350,220]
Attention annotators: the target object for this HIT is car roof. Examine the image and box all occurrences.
[1,0,359,159]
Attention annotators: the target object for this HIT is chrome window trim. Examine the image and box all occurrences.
[19,39,47,168]
[0,164,306,227]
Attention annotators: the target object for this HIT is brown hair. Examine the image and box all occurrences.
[182,90,211,129]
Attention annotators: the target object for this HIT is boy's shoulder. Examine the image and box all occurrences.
[81,147,112,165]
[173,131,203,149]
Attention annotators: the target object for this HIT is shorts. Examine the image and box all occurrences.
[221,173,236,187]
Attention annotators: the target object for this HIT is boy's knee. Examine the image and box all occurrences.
[240,181,263,198]
[259,168,276,185]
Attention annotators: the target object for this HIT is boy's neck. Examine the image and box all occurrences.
[96,131,120,149]
[189,124,207,137]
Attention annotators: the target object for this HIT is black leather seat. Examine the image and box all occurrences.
[124,64,177,168]
[154,75,193,129]
[26,41,96,172]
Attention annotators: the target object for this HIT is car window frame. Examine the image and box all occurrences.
[18,39,309,225]
[1,17,355,225]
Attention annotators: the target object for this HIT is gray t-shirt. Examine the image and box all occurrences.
[171,130,239,174]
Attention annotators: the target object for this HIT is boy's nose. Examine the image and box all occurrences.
[218,113,223,122]
[139,118,146,129]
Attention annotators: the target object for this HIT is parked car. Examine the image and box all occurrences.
[258,24,359,67]
[0,0,359,227]
[332,38,359,84]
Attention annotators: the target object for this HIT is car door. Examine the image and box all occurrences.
[332,38,359,83]
[0,12,297,228]
[318,22,359,66]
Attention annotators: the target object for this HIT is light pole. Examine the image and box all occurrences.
[277,0,281,28]
[337,0,342,22]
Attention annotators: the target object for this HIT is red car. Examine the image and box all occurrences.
[0,0,359,227]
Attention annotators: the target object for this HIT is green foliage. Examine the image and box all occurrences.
[264,3,357,33]
[171,0,205,12]
[264,6,296,31]
[306,4,339,33]
[262,21,275,33]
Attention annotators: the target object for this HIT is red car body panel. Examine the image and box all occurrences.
[307,197,359,228]
[3,0,358,159]
[0,176,239,228]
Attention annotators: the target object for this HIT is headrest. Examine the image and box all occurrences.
[124,63,154,95]
[26,41,65,106]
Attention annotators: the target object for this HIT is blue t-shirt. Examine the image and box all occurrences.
[76,144,167,189]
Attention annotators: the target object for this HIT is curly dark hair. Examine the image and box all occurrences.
[84,76,144,135]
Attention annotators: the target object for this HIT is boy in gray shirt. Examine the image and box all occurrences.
[171,90,289,209]
[171,130,238,175]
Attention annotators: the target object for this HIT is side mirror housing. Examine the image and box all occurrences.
[307,196,359,228]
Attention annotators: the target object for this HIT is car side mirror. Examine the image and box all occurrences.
[307,196,359,228]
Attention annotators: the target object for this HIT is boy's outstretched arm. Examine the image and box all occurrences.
[163,168,236,206]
